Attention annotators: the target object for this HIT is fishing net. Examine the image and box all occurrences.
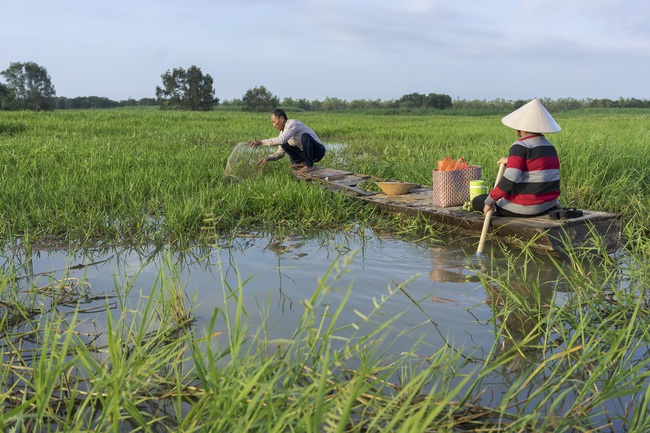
[223,142,268,181]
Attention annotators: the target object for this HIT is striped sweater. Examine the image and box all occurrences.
[485,133,560,216]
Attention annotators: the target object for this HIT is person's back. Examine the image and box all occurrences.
[476,99,561,217]
[494,132,560,216]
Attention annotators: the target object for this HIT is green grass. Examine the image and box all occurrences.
[1,109,649,246]
[2,108,650,431]
[2,238,650,431]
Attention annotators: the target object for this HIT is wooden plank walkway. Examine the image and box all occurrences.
[296,167,623,257]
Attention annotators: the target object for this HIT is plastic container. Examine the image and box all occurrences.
[469,180,486,200]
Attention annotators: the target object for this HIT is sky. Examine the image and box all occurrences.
[3,0,649,103]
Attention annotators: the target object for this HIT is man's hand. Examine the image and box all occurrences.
[249,140,262,147]
[256,157,268,168]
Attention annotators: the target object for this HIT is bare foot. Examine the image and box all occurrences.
[297,166,315,173]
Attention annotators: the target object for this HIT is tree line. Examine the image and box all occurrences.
[2,61,650,113]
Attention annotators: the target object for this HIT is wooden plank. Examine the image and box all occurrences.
[296,167,379,196]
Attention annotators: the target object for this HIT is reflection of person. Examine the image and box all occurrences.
[249,109,326,173]
[485,278,554,372]
[473,99,561,217]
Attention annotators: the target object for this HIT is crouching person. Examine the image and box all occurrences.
[249,109,326,173]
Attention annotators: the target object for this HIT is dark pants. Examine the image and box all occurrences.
[281,133,326,167]
[471,194,553,218]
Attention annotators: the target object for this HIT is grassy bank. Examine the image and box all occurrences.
[0,109,649,246]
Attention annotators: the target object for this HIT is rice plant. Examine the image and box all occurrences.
[1,107,650,431]
[1,109,649,246]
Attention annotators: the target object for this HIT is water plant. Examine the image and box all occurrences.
[1,234,649,431]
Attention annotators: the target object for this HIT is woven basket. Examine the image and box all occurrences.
[432,166,482,207]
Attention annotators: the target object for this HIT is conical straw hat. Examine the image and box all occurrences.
[501,99,561,133]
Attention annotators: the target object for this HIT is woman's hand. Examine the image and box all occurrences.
[483,203,495,215]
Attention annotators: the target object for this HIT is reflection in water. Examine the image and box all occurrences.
[478,248,562,371]
[429,269,470,283]
[428,244,483,284]
[265,234,310,312]
[485,278,554,373]
[2,229,631,427]
[266,235,307,257]
[2,231,567,355]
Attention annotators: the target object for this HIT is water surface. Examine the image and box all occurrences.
[5,228,634,428]
[6,230,563,370]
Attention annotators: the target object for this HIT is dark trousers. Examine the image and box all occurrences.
[471,194,554,217]
[281,133,326,167]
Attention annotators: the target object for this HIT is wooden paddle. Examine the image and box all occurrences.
[477,162,506,255]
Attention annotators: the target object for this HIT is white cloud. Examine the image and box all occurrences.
[2,0,648,101]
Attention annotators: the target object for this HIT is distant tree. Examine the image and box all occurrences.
[156,68,184,109]
[220,98,243,108]
[137,97,158,106]
[513,99,527,110]
[322,97,347,111]
[399,92,426,108]
[368,99,384,109]
[382,99,400,109]
[586,98,617,109]
[281,97,296,107]
[155,65,217,110]
[0,82,11,110]
[85,96,119,108]
[241,86,279,112]
[310,99,323,111]
[54,97,76,109]
[397,92,451,110]
[425,93,452,109]
[185,65,218,110]
[295,98,313,111]
[120,98,137,107]
[618,97,650,109]
[1,61,56,111]
[549,97,583,111]
[349,99,367,110]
